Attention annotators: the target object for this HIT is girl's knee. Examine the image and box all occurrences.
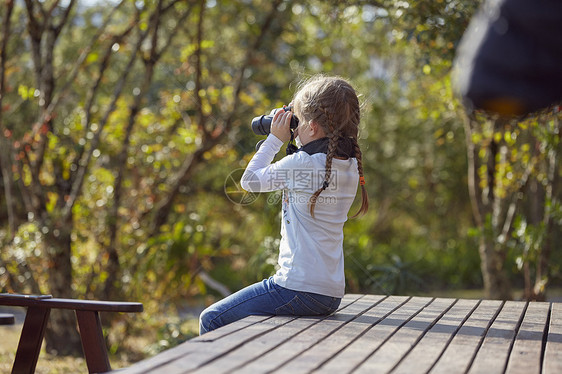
[199,308,212,335]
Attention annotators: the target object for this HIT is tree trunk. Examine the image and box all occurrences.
[0,0,15,238]
[463,116,515,300]
[532,120,561,301]
[44,214,82,355]
[479,237,512,300]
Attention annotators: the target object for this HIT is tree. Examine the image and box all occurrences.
[0,0,199,354]
[0,0,287,354]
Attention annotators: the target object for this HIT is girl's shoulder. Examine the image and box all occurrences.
[279,152,357,169]
[278,151,317,168]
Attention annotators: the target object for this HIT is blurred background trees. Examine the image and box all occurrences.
[0,0,560,356]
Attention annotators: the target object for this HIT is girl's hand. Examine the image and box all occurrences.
[270,106,293,143]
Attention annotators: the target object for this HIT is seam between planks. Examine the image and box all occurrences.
[348,297,436,373]
[463,300,506,374]
[197,294,372,374]
[194,315,277,343]
[183,316,299,373]
[539,302,552,374]
[501,301,529,374]
[310,295,412,373]
[123,316,281,373]
[422,299,483,374]
[387,298,462,374]
[141,295,367,373]
[262,294,390,374]
[464,300,505,374]
[193,295,364,344]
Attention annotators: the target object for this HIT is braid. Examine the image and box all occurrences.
[293,75,368,219]
[309,122,339,217]
[350,136,369,218]
[352,136,364,178]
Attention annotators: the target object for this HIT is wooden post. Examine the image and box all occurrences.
[11,306,50,374]
[76,310,112,373]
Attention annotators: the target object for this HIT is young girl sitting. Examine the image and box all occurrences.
[199,75,368,334]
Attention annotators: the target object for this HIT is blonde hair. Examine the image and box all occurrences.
[292,75,369,218]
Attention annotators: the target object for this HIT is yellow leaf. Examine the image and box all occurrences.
[86,52,98,64]
[18,85,29,100]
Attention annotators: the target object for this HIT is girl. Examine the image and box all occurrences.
[199,75,368,335]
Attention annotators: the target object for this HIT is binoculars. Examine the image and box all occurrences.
[251,107,299,135]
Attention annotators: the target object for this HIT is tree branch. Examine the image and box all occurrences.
[52,0,76,38]
[46,0,127,120]
[62,14,151,220]
[62,0,189,220]
[72,9,139,169]
[148,0,283,234]
[194,0,208,136]
[103,0,166,300]
[24,0,45,92]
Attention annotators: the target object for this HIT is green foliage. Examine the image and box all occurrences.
[144,319,198,356]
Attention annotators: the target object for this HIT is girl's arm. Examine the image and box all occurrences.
[241,107,294,192]
[240,134,285,192]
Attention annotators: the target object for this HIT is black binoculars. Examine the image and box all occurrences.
[251,107,300,135]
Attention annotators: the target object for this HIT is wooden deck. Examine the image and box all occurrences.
[115,294,562,374]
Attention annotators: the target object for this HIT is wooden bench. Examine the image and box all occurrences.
[113,294,562,373]
[0,293,143,374]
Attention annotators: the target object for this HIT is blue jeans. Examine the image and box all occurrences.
[199,277,341,335]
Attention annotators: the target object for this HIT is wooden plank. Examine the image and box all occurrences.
[115,340,196,374]
[174,314,300,372]
[130,318,297,374]
[307,295,410,373]
[543,302,562,374]
[468,300,527,374]
[119,315,272,374]
[118,294,364,374]
[278,295,408,374]
[309,295,409,373]
[0,293,52,301]
[0,294,142,312]
[229,294,387,374]
[195,315,319,374]
[430,299,503,374]
[504,301,550,374]
[113,296,560,374]
[191,315,271,342]
[311,296,432,374]
[231,294,387,374]
[191,293,362,344]
[354,297,456,374]
[393,298,480,374]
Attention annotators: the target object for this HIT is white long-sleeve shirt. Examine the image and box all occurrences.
[241,134,359,298]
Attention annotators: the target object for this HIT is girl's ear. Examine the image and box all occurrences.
[309,121,325,137]
[308,121,318,134]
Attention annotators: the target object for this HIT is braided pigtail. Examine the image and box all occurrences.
[309,128,339,217]
[293,74,368,219]
[350,136,369,218]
